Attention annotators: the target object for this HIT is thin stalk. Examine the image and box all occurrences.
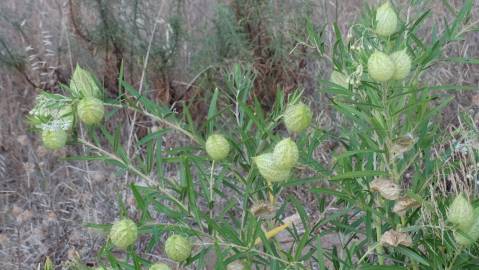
[209,160,215,220]
[375,212,385,265]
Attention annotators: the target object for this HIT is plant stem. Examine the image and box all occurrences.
[209,160,215,219]
[267,180,275,207]
[375,196,385,265]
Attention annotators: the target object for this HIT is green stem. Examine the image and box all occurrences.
[209,160,216,219]
[375,210,385,265]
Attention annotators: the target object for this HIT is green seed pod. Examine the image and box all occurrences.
[149,263,171,270]
[253,153,290,183]
[368,51,395,82]
[389,49,412,80]
[283,102,312,134]
[330,71,349,89]
[42,129,68,150]
[205,134,230,161]
[109,219,138,249]
[447,194,474,230]
[375,1,398,37]
[70,65,101,98]
[165,235,192,262]
[77,97,104,125]
[273,138,299,169]
[454,208,479,246]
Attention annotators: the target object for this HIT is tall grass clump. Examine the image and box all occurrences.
[28,1,479,269]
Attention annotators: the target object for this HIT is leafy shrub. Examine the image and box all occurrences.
[31,1,479,269]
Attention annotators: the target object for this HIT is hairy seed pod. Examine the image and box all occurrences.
[330,71,349,89]
[149,263,171,270]
[42,129,68,150]
[390,49,412,80]
[370,178,401,200]
[448,194,474,230]
[109,219,138,249]
[205,134,230,161]
[283,102,312,134]
[454,208,479,246]
[375,1,398,37]
[273,138,299,169]
[77,97,104,125]
[227,261,245,270]
[253,153,290,182]
[380,230,412,247]
[368,51,395,82]
[165,235,192,262]
[70,65,101,98]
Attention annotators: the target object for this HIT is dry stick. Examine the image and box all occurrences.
[124,2,166,185]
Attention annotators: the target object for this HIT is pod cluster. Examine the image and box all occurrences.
[28,65,105,150]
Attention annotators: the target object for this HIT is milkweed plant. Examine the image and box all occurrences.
[32,1,479,269]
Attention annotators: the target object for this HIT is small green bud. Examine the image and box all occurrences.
[70,65,101,98]
[368,51,395,82]
[330,71,349,89]
[42,129,68,150]
[273,138,299,169]
[447,194,474,230]
[390,49,412,80]
[77,97,104,125]
[205,134,230,161]
[109,219,138,249]
[253,153,290,183]
[375,1,398,37]
[164,235,192,262]
[149,263,171,270]
[283,102,312,134]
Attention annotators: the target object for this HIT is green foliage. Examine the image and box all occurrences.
[26,1,479,269]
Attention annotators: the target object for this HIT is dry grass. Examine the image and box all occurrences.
[0,0,478,269]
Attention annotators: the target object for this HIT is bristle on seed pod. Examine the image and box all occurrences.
[273,138,299,169]
[109,219,138,249]
[253,153,290,182]
[165,235,192,262]
[390,49,412,80]
[447,194,474,230]
[283,102,312,134]
[77,97,104,125]
[205,134,230,161]
[375,1,398,37]
[368,51,395,82]
[42,129,68,150]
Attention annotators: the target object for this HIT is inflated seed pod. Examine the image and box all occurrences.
[375,1,398,37]
[283,102,312,134]
[42,129,68,150]
[448,194,474,230]
[253,153,290,182]
[454,208,479,246]
[205,134,230,161]
[330,71,349,89]
[109,219,138,249]
[273,138,299,169]
[165,235,192,262]
[77,97,104,125]
[368,51,395,82]
[390,49,412,80]
[70,65,101,98]
[149,263,171,270]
